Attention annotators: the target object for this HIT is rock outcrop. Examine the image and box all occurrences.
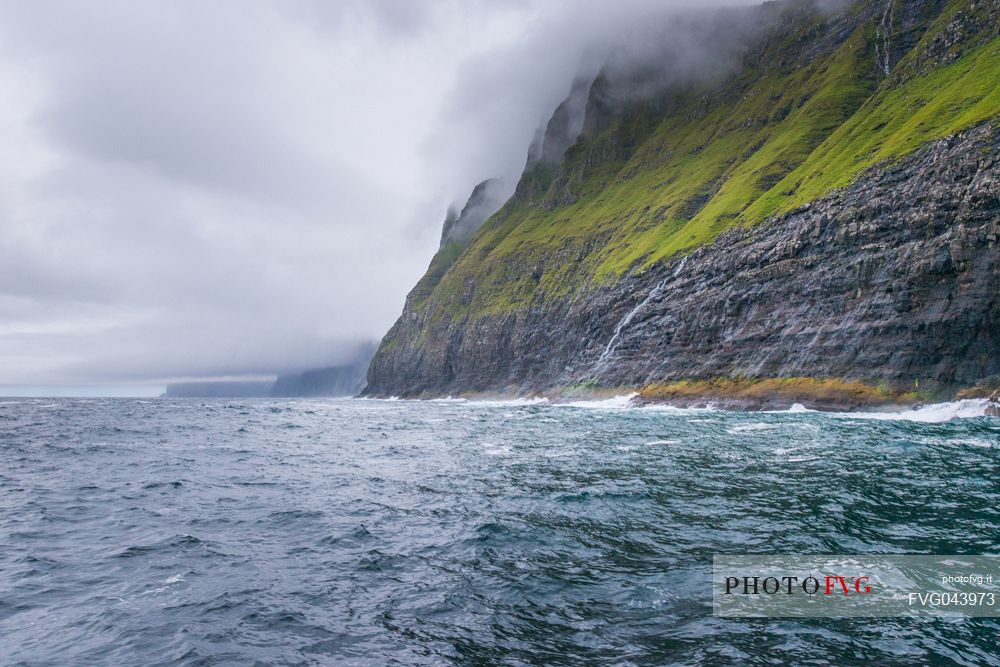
[988,390,1000,417]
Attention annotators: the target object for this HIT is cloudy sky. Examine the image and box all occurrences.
[0,0,754,391]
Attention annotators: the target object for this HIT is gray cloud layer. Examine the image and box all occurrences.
[0,0,765,386]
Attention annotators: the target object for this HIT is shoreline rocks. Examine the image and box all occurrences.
[988,390,1000,417]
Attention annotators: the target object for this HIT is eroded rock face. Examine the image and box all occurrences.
[367,123,1000,398]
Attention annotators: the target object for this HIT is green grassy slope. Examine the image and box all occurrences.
[410,0,1000,324]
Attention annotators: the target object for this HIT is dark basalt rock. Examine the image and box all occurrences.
[367,123,1000,398]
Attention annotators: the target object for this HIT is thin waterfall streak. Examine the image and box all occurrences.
[875,23,882,75]
[596,256,689,367]
[878,0,894,76]
[887,1,895,74]
[596,281,666,365]
[672,255,689,278]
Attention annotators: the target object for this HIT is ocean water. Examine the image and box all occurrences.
[1,397,998,666]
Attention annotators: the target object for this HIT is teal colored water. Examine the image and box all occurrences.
[1,397,998,665]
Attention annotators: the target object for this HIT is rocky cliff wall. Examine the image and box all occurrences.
[368,122,999,398]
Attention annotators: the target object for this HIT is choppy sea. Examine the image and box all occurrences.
[1,397,998,666]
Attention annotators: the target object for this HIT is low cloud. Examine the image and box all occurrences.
[0,0,796,386]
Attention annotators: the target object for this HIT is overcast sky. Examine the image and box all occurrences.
[0,0,757,388]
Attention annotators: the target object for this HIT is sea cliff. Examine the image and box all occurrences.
[367,0,1000,407]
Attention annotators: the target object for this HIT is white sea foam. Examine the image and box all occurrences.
[727,423,778,434]
[836,399,988,423]
[948,438,993,448]
[560,394,638,409]
[542,449,573,458]
[645,439,681,446]
[466,397,549,407]
[640,404,718,415]
[764,403,814,414]
[481,442,512,456]
[360,395,993,424]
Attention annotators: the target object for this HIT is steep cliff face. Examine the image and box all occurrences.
[271,363,368,398]
[440,179,508,249]
[368,0,1000,401]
